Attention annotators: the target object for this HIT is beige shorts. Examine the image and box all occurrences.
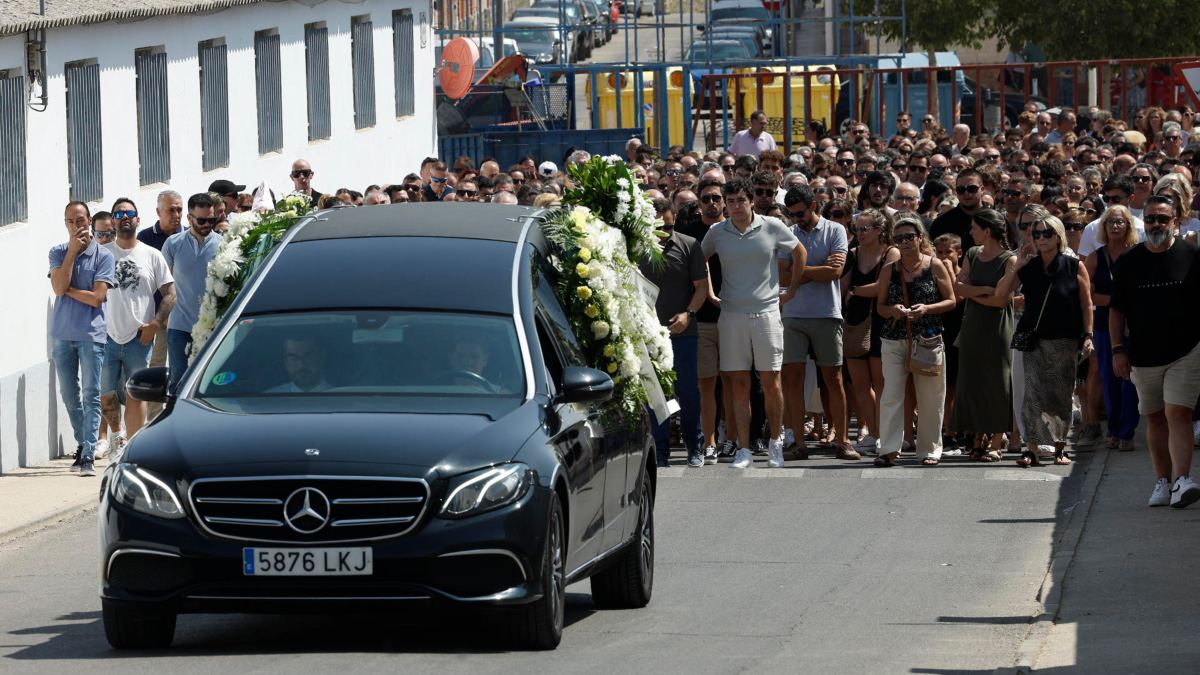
[698,322,721,379]
[1130,339,1200,414]
[718,309,784,373]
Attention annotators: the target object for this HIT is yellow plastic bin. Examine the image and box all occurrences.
[587,69,686,147]
[736,66,841,145]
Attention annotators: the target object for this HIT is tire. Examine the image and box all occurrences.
[589,467,654,609]
[102,600,176,649]
[510,493,566,650]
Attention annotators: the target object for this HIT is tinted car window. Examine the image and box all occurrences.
[197,311,524,399]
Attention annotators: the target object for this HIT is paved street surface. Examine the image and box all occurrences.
[0,449,1104,673]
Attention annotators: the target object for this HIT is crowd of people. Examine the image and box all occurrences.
[48,102,1200,509]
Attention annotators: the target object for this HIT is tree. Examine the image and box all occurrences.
[842,0,994,125]
[992,0,1200,60]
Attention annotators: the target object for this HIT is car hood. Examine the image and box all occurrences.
[125,398,542,480]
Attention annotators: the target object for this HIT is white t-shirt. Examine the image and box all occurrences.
[728,129,777,158]
[103,241,173,344]
[1076,214,1145,257]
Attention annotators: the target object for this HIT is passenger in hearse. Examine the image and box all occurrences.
[267,336,333,393]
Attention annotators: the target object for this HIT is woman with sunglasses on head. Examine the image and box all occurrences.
[874,214,957,467]
[841,209,898,455]
[1085,204,1140,452]
[994,213,1094,467]
[951,209,1017,461]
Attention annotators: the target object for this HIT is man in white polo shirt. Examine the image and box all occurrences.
[701,177,807,469]
[728,110,777,159]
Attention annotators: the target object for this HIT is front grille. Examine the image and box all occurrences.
[189,476,430,543]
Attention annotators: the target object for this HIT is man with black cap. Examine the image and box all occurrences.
[208,179,245,216]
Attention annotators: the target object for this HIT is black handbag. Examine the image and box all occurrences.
[1011,286,1050,352]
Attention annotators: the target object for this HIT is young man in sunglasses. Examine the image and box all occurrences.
[161,193,223,394]
[422,160,456,202]
[930,168,985,243]
[1110,195,1200,508]
[289,159,324,206]
[1077,174,1143,257]
[100,200,175,459]
[49,201,115,476]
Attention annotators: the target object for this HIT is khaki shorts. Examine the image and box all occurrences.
[1130,339,1200,414]
[783,317,844,367]
[718,309,784,372]
[698,322,721,379]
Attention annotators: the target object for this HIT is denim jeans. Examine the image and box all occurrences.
[1094,330,1140,440]
[653,335,702,461]
[167,329,193,395]
[102,337,154,404]
[51,338,104,462]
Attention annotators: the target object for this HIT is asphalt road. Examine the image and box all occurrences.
[0,453,1089,673]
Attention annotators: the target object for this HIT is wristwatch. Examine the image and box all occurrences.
[1082,332,1093,340]
[1112,344,1126,354]
[686,309,697,320]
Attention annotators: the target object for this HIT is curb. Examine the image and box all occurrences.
[0,497,98,546]
[1009,443,1113,672]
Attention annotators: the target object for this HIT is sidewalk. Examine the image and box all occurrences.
[0,456,108,544]
[1032,439,1200,671]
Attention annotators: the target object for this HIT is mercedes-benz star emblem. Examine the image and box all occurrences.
[305,448,320,456]
[283,487,331,534]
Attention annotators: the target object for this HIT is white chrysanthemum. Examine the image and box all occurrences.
[616,177,630,189]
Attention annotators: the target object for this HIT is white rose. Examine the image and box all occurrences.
[592,321,610,340]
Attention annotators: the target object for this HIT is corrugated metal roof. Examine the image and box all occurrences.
[0,0,266,37]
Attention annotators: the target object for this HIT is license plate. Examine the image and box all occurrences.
[243,547,373,576]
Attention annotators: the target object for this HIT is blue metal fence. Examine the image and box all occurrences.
[440,127,643,169]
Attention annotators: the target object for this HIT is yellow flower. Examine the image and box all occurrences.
[575,262,590,278]
[585,305,599,318]
[603,344,616,357]
[576,286,592,300]
[607,362,619,374]
[579,247,592,262]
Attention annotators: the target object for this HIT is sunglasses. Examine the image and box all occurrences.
[666,169,682,177]
[831,186,848,194]
[721,164,735,171]
[1104,194,1125,204]
[754,188,775,197]
[458,189,477,197]
[237,205,253,212]
[290,170,313,178]
[894,232,919,243]
[836,159,856,166]
[813,187,829,195]
[1144,214,1173,225]
[1132,175,1152,183]
[431,176,448,183]
[700,194,723,204]
[1064,222,1086,231]
[891,163,905,170]
[853,223,878,233]
[113,209,138,220]
[1166,135,1182,142]
[985,154,1001,161]
[1002,189,1023,198]
[956,184,981,195]
[1084,207,1098,215]
[192,216,221,226]
[1030,229,1056,240]
[907,164,928,172]
[828,210,847,219]
[93,230,116,239]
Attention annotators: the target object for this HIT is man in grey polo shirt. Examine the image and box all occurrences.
[780,185,857,461]
[162,193,223,393]
[701,177,807,469]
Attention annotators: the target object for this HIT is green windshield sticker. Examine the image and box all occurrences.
[211,372,237,386]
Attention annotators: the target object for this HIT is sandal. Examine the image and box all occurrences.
[1106,436,1119,450]
[1118,439,1134,452]
[1054,450,1072,465]
[1016,450,1044,468]
[921,456,940,466]
[873,453,898,467]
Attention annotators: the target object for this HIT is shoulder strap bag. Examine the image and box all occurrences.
[902,260,945,377]
[1010,278,1050,352]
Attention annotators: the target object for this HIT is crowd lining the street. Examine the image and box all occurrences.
[48,101,1200,509]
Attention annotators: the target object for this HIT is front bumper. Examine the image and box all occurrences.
[99,485,551,614]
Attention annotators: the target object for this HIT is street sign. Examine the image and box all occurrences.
[1173,61,1200,110]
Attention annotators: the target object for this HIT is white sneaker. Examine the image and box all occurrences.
[731,448,753,469]
[108,433,126,462]
[1149,478,1171,507]
[767,437,785,468]
[703,445,718,465]
[94,438,110,460]
[1170,476,1200,509]
[783,427,796,447]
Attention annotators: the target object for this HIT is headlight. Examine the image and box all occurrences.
[440,463,532,518]
[536,54,554,63]
[110,464,186,519]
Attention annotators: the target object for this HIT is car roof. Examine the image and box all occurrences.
[507,16,562,25]
[291,203,547,244]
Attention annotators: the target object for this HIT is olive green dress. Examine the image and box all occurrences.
[952,247,1014,434]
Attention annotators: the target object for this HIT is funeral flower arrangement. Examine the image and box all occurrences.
[190,193,313,356]
[543,156,676,422]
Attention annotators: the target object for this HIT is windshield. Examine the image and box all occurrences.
[506,28,558,50]
[688,43,751,61]
[196,311,525,400]
[711,6,770,22]
[522,5,580,20]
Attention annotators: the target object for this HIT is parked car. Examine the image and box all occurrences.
[703,30,761,58]
[516,2,596,56]
[617,0,655,16]
[704,20,767,53]
[686,39,755,109]
[708,0,772,48]
[99,204,657,650]
[503,17,576,64]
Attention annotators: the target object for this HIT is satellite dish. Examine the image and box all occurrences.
[439,37,480,100]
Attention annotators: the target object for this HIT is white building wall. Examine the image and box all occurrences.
[0,0,435,472]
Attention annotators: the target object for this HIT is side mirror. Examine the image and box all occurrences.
[554,367,614,405]
[127,367,171,403]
